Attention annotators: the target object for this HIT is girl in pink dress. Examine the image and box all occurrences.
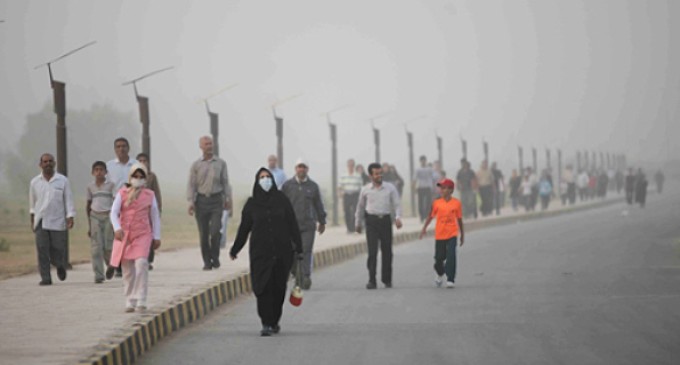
[110,163,161,312]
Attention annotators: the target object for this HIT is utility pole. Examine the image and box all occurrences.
[483,140,489,161]
[532,147,537,172]
[122,66,174,170]
[34,40,96,269]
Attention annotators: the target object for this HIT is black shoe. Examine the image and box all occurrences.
[148,264,154,271]
[203,265,212,271]
[95,278,104,284]
[57,267,67,281]
[39,280,52,286]
[212,260,221,269]
[271,324,281,334]
[384,282,392,289]
[105,267,115,280]
[302,277,312,290]
[115,268,123,277]
[260,326,273,337]
[366,282,377,290]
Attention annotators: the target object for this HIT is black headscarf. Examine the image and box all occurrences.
[252,167,279,204]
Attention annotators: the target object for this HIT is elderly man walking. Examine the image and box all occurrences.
[281,159,326,290]
[30,153,76,286]
[267,154,287,189]
[356,162,403,289]
[187,136,232,271]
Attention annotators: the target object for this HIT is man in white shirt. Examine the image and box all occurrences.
[355,163,403,289]
[106,137,136,276]
[29,153,76,286]
[107,137,137,192]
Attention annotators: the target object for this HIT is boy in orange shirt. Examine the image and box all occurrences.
[419,178,465,288]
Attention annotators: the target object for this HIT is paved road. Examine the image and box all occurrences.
[140,190,680,365]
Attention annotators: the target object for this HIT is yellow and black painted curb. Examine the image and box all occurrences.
[78,197,621,365]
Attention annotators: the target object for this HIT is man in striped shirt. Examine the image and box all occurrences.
[338,159,363,233]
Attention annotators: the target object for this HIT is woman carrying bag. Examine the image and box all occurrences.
[230,167,303,336]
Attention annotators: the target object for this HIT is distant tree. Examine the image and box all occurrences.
[3,102,139,196]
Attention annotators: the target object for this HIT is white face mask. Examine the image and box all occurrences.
[130,178,146,188]
[259,177,273,192]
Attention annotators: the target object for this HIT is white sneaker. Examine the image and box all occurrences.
[435,275,444,287]
[446,281,455,288]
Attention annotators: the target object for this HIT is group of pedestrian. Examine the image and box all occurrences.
[30,137,162,314]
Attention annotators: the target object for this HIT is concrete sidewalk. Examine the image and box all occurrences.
[0,196,623,365]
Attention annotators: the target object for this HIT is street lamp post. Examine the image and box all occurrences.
[200,84,238,157]
[271,93,303,169]
[483,140,489,161]
[532,147,538,172]
[546,148,551,170]
[34,40,96,269]
[367,112,391,163]
[403,115,428,217]
[323,105,349,227]
[122,66,174,170]
[518,146,524,173]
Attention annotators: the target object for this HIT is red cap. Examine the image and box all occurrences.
[437,178,454,189]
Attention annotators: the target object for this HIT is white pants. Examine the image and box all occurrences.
[121,258,149,308]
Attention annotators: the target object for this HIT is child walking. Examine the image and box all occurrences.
[419,178,465,288]
[110,163,161,312]
[86,161,116,283]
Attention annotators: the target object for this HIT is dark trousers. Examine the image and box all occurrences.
[195,195,223,266]
[417,188,433,222]
[434,236,457,282]
[343,192,359,232]
[479,185,493,216]
[567,183,576,204]
[256,258,290,327]
[365,214,393,284]
[34,221,66,282]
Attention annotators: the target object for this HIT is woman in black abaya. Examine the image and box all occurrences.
[230,167,303,336]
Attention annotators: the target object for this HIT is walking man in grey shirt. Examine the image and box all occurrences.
[187,136,232,271]
[29,153,76,286]
[355,162,402,289]
[281,158,326,290]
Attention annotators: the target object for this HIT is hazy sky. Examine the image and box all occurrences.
[1,0,677,191]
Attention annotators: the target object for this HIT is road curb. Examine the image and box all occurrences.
[78,197,621,365]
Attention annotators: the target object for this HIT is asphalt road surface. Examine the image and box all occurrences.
[140,189,680,365]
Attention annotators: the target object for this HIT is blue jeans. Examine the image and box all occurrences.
[434,236,457,282]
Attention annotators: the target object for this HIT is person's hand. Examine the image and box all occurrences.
[228,210,233,218]
[87,229,91,238]
[460,234,465,247]
[318,224,326,235]
[296,252,304,261]
[229,253,237,260]
[224,200,232,211]
[152,240,161,250]
[66,217,74,229]
[188,204,195,216]
[356,225,362,234]
[419,228,426,240]
[114,229,124,241]
[395,218,403,229]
